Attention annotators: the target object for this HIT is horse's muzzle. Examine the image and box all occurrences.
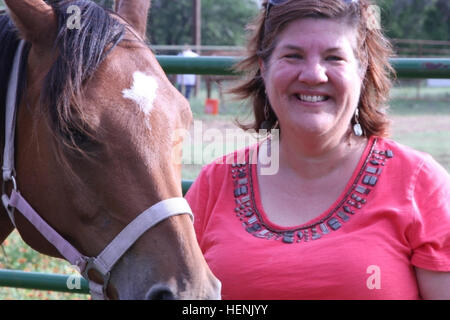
[144,277,222,300]
[145,284,176,300]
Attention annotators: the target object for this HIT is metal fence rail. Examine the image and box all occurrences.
[1,55,450,296]
[156,56,450,78]
[0,269,90,294]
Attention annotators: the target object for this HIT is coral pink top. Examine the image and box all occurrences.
[185,136,450,299]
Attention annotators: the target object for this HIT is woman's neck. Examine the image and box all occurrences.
[276,129,368,180]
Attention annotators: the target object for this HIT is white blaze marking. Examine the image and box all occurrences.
[122,71,158,115]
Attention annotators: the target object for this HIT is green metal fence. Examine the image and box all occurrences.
[157,56,450,78]
[1,56,449,296]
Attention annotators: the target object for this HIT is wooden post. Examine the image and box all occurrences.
[193,0,201,97]
[193,0,201,53]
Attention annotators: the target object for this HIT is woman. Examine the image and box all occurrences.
[185,0,450,299]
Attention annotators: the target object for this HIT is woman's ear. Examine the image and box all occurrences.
[5,0,57,47]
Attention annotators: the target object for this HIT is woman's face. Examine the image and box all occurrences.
[261,18,364,140]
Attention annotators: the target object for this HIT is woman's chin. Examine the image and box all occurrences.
[284,119,334,137]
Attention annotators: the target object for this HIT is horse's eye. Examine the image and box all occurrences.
[63,126,100,156]
[72,129,90,146]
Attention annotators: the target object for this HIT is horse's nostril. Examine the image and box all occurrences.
[145,284,176,300]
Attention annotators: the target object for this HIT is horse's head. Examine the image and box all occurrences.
[3,0,220,299]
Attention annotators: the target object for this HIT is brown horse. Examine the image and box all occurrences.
[0,0,220,299]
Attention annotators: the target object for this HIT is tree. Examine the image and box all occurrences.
[423,0,449,41]
[147,0,259,46]
[201,0,259,46]
[93,0,115,9]
[9,0,444,44]
[377,0,450,41]
[147,0,193,45]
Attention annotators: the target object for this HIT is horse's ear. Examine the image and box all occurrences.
[5,0,57,46]
[115,0,150,39]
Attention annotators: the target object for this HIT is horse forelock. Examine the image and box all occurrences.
[42,0,127,159]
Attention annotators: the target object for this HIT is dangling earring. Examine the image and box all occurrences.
[353,108,363,137]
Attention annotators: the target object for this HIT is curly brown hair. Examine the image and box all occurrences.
[231,0,395,138]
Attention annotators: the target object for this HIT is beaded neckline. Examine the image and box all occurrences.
[232,137,395,244]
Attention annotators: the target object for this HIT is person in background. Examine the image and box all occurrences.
[185,0,450,299]
[176,45,199,99]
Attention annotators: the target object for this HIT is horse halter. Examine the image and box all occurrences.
[1,40,194,300]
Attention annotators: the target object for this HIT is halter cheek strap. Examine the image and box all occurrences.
[5,190,193,299]
[82,197,193,299]
[1,40,194,300]
[1,39,25,228]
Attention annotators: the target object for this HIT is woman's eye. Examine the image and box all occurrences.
[285,53,302,59]
[327,55,344,61]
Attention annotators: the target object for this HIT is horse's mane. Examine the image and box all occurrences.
[1,1,127,159]
[44,0,126,156]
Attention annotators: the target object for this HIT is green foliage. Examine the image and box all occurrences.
[147,0,259,45]
[34,0,449,43]
[423,0,450,41]
[147,0,194,45]
[3,0,449,42]
[92,0,115,10]
[201,0,260,46]
[0,231,88,300]
[378,0,449,41]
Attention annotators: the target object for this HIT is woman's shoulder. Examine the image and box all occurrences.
[376,136,449,183]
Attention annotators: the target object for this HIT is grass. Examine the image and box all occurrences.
[389,85,450,102]
[387,86,450,172]
[388,99,450,116]
[1,84,449,299]
[0,233,88,300]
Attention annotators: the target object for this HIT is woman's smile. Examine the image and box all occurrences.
[294,90,331,106]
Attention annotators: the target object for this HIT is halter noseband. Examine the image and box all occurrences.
[1,40,194,300]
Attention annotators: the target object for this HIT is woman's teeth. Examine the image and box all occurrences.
[297,94,328,103]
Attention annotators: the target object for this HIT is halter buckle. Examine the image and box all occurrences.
[1,175,18,226]
[84,257,112,299]
[2,174,18,194]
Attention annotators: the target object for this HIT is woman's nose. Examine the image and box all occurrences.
[297,61,328,86]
